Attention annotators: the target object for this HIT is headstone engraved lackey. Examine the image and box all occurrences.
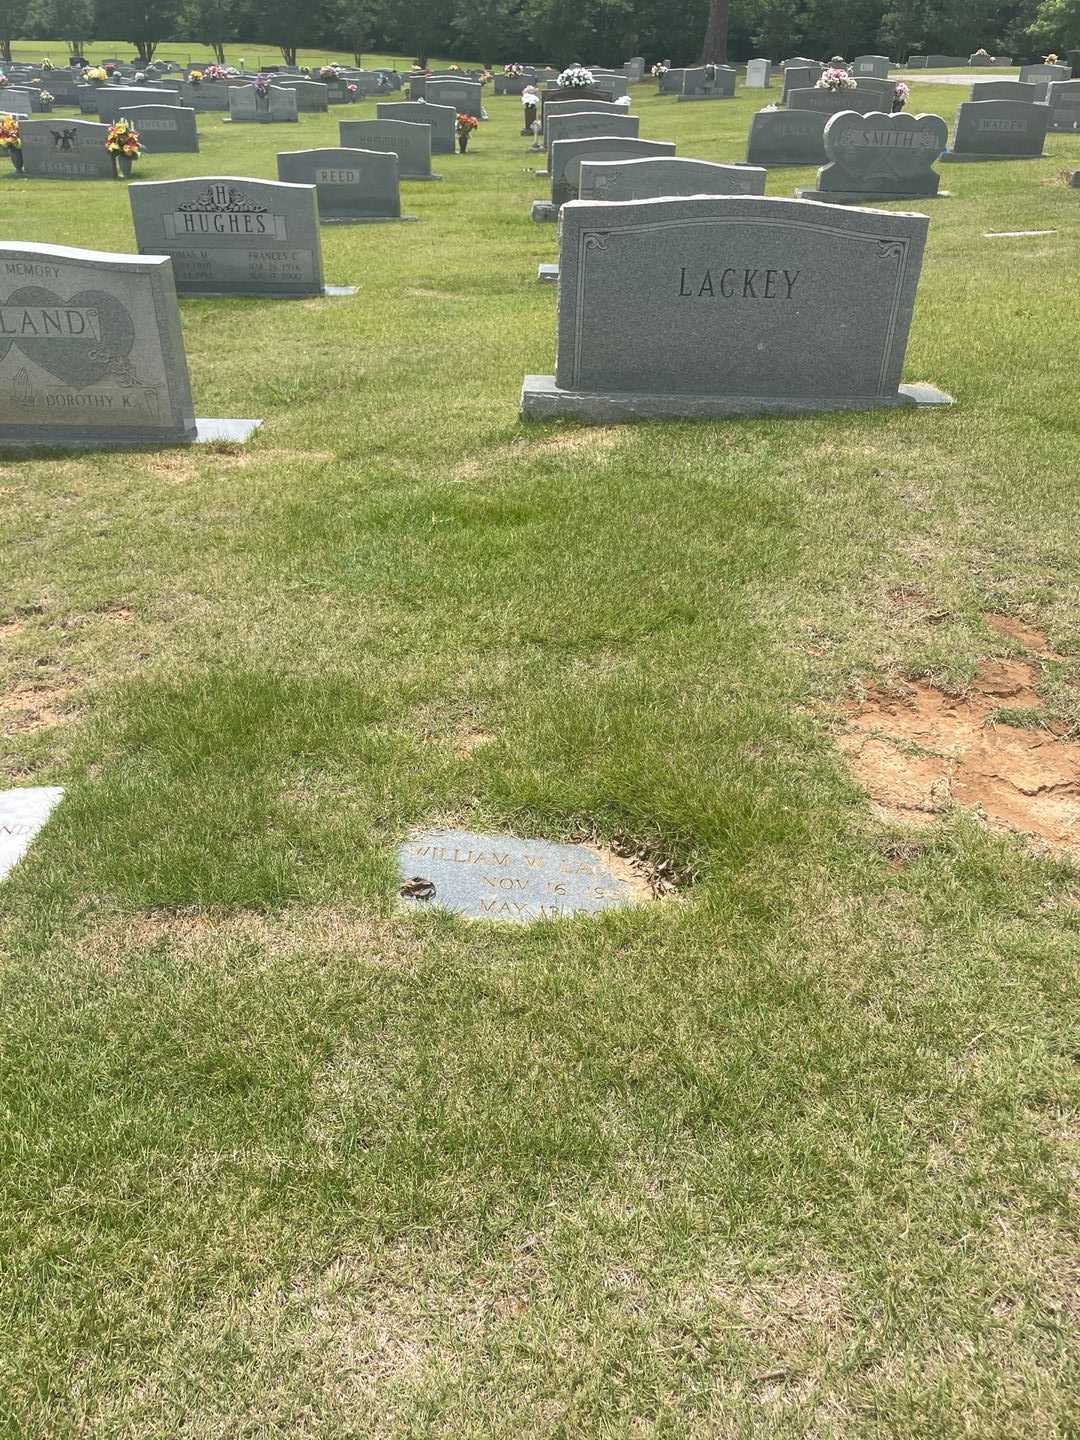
[520,195,951,421]
[129,177,325,297]
[398,829,645,923]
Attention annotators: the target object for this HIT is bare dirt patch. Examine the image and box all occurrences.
[452,427,623,479]
[139,448,335,482]
[838,646,1080,855]
[983,612,1066,658]
[403,286,458,300]
[0,683,76,735]
[0,620,25,642]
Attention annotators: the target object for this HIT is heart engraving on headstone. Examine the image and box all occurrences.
[0,287,135,387]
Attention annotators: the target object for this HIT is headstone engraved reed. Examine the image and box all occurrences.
[520,196,951,421]
[276,147,416,222]
[129,177,324,296]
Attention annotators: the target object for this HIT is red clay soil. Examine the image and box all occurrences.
[837,617,1080,857]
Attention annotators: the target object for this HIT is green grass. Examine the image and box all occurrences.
[1,75,1080,1439]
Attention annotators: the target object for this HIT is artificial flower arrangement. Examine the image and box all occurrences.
[347,82,358,96]
[189,69,204,82]
[104,61,116,73]
[448,64,462,72]
[651,62,668,78]
[0,114,21,149]
[455,110,478,149]
[971,48,992,60]
[252,74,271,97]
[105,118,141,156]
[203,64,236,81]
[41,57,54,69]
[36,88,54,104]
[319,64,341,79]
[480,69,494,84]
[892,80,910,110]
[83,66,109,82]
[557,65,594,87]
[503,63,524,77]
[1045,52,1059,63]
[816,66,856,91]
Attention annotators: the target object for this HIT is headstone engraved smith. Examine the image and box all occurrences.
[398,829,645,922]
[796,109,947,201]
[520,196,951,421]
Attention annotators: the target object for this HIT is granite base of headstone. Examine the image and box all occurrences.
[397,828,647,923]
[520,196,952,422]
[0,242,260,449]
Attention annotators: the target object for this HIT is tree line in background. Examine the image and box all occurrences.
[2,0,1078,69]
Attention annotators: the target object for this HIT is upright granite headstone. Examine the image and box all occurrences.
[679,65,737,100]
[227,85,299,124]
[97,86,181,123]
[129,177,324,296]
[746,107,829,165]
[176,79,230,111]
[5,86,51,113]
[624,57,645,83]
[579,155,767,201]
[0,787,64,881]
[543,110,639,155]
[274,79,329,112]
[796,109,948,201]
[277,147,415,222]
[1046,79,1080,131]
[123,103,199,153]
[941,98,1049,159]
[376,99,455,154]
[543,98,627,127]
[970,80,1037,103]
[339,117,440,178]
[19,118,115,179]
[782,63,824,102]
[0,242,196,446]
[541,135,675,214]
[1018,62,1071,101]
[657,68,685,95]
[541,84,614,117]
[852,55,891,77]
[746,59,771,88]
[424,77,483,119]
[787,86,884,116]
[852,77,896,105]
[520,196,950,420]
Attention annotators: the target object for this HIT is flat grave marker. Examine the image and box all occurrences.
[398,828,647,923]
[0,787,63,881]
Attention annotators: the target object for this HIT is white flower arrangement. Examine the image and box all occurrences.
[651,63,669,78]
[557,66,594,88]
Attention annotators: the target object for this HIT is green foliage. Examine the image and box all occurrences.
[1029,0,1080,47]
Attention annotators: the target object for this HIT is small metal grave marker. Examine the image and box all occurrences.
[0,787,64,881]
[397,828,646,922]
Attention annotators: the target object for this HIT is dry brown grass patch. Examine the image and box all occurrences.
[0,682,77,735]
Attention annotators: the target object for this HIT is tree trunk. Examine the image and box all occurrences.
[1,39,12,63]
[700,0,729,63]
[280,44,298,65]
[213,41,225,62]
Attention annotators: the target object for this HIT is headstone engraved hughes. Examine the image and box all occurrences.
[123,103,199,153]
[0,242,197,447]
[339,117,441,179]
[398,829,645,922]
[375,99,456,155]
[19,118,115,179]
[941,98,1050,160]
[129,177,324,297]
[0,787,64,882]
[796,109,948,201]
[520,196,951,421]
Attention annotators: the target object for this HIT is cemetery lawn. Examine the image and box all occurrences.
[3,71,1080,1439]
